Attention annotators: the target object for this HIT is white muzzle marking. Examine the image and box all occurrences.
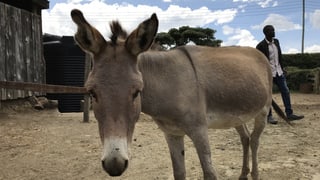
[102,137,129,161]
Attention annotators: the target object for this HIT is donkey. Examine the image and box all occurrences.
[71,9,287,180]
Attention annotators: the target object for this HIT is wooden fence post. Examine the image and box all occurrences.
[314,68,320,94]
[83,53,91,122]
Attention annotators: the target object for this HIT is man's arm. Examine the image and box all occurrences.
[256,40,268,59]
[274,39,285,70]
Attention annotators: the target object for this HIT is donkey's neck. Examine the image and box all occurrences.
[137,48,198,118]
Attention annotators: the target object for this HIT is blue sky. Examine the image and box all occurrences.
[42,0,320,53]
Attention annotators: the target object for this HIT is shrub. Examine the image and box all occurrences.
[285,67,315,91]
[279,53,320,92]
[282,53,320,69]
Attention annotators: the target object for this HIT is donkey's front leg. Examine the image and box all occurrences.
[165,134,186,180]
[188,127,218,180]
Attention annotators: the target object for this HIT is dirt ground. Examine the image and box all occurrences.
[0,93,319,180]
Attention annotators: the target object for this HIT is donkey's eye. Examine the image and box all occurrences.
[89,89,97,99]
[132,90,140,100]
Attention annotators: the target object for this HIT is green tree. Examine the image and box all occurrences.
[155,26,222,49]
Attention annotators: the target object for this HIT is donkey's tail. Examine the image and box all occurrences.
[271,99,291,125]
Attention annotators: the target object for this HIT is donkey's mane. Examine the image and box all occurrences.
[110,21,128,44]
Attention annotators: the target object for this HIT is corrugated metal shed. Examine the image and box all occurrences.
[44,35,86,112]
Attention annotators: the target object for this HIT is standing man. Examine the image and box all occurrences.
[256,25,304,124]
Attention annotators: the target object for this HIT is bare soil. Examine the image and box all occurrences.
[0,93,319,180]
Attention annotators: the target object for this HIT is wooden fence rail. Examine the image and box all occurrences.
[0,81,88,94]
[0,81,90,122]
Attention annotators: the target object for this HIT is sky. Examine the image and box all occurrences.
[42,0,320,54]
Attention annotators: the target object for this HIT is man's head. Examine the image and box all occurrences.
[263,25,275,40]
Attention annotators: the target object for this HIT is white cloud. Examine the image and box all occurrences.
[221,25,258,47]
[222,25,234,35]
[305,45,320,53]
[157,5,236,32]
[42,1,166,36]
[271,1,278,7]
[42,2,237,36]
[212,8,238,24]
[285,45,320,54]
[252,14,302,31]
[258,0,278,8]
[67,0,95,3]
[309,10,320,29]
[67,0,82,3]
[233,0,278,8]
[287,48,299,54]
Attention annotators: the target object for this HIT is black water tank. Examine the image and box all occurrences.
[43,35,85,112]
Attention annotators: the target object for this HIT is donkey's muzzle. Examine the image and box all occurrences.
[102,157,128,176]
[101,137,129,176]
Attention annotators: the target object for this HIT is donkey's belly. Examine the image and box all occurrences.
[206,111,256,129]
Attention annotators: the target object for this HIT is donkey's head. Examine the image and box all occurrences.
[71,9,158,176]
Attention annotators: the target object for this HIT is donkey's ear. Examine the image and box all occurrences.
[71,9,106,55]
[126,13,159,56]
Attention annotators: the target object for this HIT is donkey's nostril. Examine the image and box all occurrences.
[124,159,128,169]
[101,158,129,177]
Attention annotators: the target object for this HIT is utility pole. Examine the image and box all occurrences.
[302,0,305,54]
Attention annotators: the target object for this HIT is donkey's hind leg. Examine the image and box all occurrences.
[250,112,267,180]
[164,134,186,180]
[235,124,251,180]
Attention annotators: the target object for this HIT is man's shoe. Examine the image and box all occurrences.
[267,116,278,124]
[287,114,304,121]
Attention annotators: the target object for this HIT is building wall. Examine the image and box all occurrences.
[0,2,46,100]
